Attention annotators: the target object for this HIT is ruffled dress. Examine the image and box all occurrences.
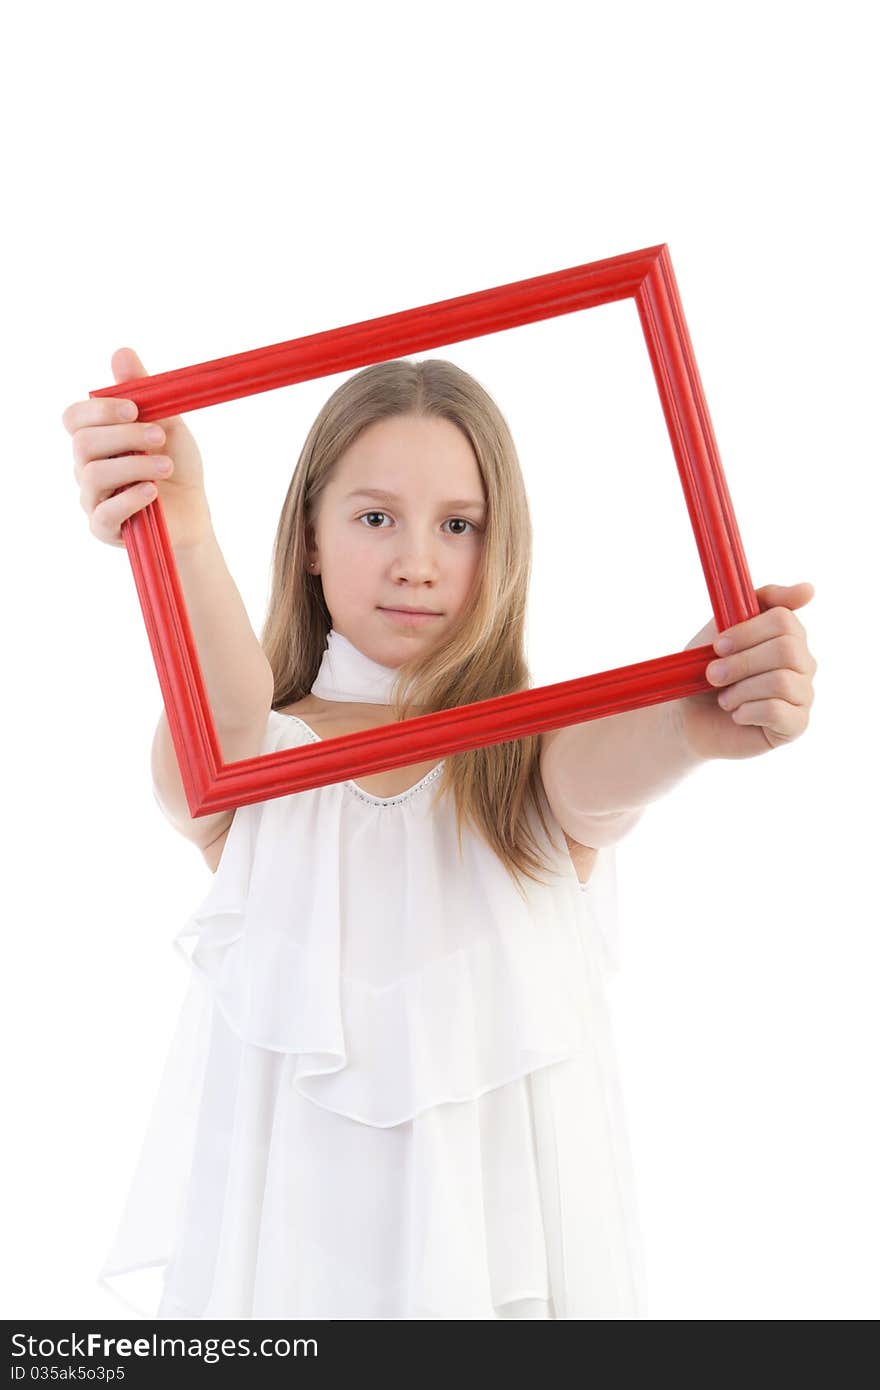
[97,709,647,1320]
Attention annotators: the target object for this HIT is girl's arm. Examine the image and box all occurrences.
[151,528,276,851]
[540,582,817,850]
[540,696,703,848]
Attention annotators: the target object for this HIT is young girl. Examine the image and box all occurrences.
[64,346,817,1321]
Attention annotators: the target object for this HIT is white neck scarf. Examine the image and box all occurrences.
[311,628,407,705]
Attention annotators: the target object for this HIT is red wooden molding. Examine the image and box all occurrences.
[90,244,759,816]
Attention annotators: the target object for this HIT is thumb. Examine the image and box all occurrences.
[111,345,150,384]
[110,345,184,434]
[755,581,816,613]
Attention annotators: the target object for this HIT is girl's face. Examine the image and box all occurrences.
[307,414,487,667]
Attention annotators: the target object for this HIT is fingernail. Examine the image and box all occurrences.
[708,661,728,681]
[715,636,734,655]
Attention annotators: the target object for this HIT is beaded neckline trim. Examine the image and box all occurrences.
[277,713,446,807]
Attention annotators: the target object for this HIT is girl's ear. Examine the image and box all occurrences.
[304,523,318,570]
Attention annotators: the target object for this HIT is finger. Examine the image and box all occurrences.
[756,581,816,611]
[111,345,183,432]
[90,480,158,545]
[62,345,148,435]
[79,452,172,513]
[715,667,815,713]
[73,419,164,473]
[62,395,139,436]
[706,630,812,686]
[713,603,807,656]
[111,345,150,385]
[725,696,810,742]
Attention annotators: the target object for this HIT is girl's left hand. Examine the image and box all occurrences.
[679,582,818,760]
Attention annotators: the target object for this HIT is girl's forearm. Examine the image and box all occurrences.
[541,695,708,822]
[170,527,276,730]
[150,527,276,841]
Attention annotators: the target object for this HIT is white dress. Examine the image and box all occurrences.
[97,709,647,1320]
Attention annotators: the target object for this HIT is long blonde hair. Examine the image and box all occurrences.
[260,358,569,902]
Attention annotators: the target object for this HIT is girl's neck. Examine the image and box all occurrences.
[311,627,407,707]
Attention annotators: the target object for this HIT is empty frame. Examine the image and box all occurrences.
[89,243,759,816]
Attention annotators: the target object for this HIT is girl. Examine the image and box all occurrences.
[63,347,817,1320]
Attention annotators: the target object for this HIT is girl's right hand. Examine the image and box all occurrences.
[62,345,213,551]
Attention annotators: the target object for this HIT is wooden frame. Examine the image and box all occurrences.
[90,243,759,816]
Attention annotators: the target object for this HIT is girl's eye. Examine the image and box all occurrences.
[357,511,478,536]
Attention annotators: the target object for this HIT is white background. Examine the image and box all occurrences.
[2,0,876,1321]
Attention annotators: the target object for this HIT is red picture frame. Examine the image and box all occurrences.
[90,243,759,817]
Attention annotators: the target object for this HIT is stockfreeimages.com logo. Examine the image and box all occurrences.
[10,1331,317,1366]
